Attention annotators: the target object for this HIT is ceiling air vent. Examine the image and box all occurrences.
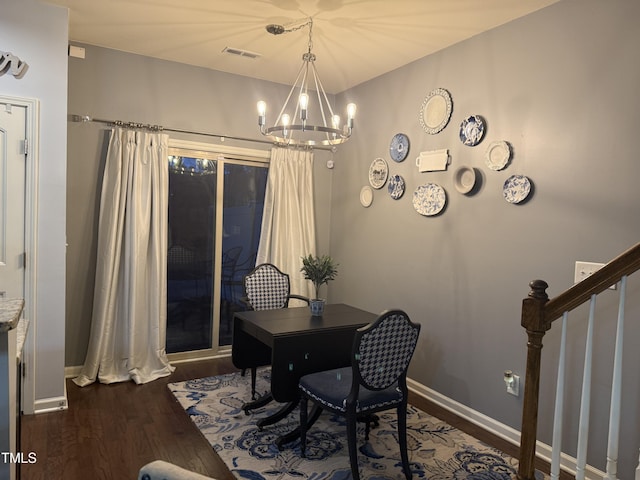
[222,47,261,60]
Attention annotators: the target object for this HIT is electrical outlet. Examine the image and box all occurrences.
[507,374,519,396]
[504,370,520,397]
[574,261,616,290]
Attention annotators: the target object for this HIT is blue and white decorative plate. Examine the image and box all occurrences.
[368,157,388,189]
[503,175,531,204]
[387,174,405,200]
[389,133,410,162]
[459,115,485,146]
[413,183,446,216]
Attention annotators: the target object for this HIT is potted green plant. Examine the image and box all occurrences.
[300,254,339,316]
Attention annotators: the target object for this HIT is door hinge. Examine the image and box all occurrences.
[23,252,26,269]
[22,138,28,156]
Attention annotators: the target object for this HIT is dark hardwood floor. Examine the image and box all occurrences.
[20,357,569,480]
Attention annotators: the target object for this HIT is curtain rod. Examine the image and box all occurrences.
[69,114,335,152]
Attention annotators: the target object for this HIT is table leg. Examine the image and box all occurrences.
[276,404,323,450]
[242,392,273,415]
[255,400,297,430]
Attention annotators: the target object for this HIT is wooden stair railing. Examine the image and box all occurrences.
[517,242,640,480]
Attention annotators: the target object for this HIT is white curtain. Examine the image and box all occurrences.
[256,147,316,302]
[74,127,175,386]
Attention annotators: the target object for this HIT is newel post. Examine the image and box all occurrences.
[517,280,551,480]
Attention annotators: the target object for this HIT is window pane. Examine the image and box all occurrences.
[219,163,268,346]
[166,156,216,353]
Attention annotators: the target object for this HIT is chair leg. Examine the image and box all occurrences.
[299,396,308,458]
[346,414,360,480]
[359,413,379,441]
[250,367,257,399]
[398,403,412,480]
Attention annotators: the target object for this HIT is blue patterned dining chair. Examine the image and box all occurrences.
[241,263,309,401]
[298,309,420,480]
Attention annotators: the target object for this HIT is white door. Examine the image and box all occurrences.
[0,101,26,480]
[0,102,26,300]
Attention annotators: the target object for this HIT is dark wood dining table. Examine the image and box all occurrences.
[231,303,377,448]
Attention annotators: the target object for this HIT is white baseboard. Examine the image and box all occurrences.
[407,377,605,480]
[32,374,69,414]
[33,395,68,414]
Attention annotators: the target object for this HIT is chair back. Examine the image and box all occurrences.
[354,310,420,391]
[243,263,292,311]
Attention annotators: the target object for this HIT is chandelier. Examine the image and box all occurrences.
[257,18,356,147]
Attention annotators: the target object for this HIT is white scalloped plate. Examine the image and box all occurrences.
[485,141,511,171]
[419,88,453,135]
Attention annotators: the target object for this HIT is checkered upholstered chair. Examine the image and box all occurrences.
[241,263,309,400]
[298,309,420,480]
[243,263,309,311]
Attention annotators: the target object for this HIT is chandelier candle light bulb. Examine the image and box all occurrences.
[257,101,267,126]
[347,103,356,128]
[299,93,309,126]
[281,114,290,137]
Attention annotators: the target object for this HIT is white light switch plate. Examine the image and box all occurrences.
[574,261,616,290]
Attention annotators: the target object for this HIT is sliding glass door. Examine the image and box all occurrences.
[166,148,268,356]
[219,163,268,345]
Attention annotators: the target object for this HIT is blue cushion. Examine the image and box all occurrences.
[299,367,403,413]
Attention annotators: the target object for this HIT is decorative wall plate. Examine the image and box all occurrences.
[360,185,373,207]
[459,115,485,146]
[413,183,447,216]
[485,141,511,171]
[454,166,477,194]
[389,133,410,162]
[419,88,453,134]
[503,175,531,204]
[368,157,388,189]
[387,174,405,200]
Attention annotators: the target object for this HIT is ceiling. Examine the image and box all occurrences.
[46,0,559,94]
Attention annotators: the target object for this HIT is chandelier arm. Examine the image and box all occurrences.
[311,61,340,142]
[310,62,335,117]
[310,69,330,142]
[275,61,306,126]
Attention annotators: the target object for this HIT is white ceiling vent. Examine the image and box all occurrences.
[222,47,261,60]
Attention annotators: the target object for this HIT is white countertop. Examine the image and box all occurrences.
[0,298,24,333]
[16,318,29,362]
[0,299,29,361]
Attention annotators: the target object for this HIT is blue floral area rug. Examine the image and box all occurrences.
[168,369,545,480]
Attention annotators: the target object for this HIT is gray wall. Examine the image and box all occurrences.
[329,0,640,475]
[65,0,640,475]
[1,0,68,409]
